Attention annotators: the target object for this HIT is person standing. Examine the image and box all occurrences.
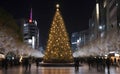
[74,57,79,71]
[106,57,111,72]
[24,58,29,71]
[36,58,39,69]
[4,58,8,70]
[28,56,32,71]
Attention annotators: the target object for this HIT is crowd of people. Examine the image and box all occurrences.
[74,56,120,72]
[0,56,41,71]
[0,55,120,72]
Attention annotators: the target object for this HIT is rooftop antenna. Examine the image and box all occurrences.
[29,8,32,23]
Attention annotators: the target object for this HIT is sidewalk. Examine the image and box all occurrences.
[0,64,120,74]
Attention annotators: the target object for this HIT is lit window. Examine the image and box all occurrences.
[24,24,27,26]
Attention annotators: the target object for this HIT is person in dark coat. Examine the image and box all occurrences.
[3,58,8,70]
[28,56,32,70]
[24,58,29,71]
[74,58,79,71]
[106,57,111,72]
[36,58,39,69]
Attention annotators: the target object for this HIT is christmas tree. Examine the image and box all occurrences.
[43,4,73,63]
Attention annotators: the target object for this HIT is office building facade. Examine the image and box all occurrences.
[71,30,90,51]
[23,20,39,49]
[16,8,39,50]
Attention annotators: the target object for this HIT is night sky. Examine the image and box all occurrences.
[0,0,96,46]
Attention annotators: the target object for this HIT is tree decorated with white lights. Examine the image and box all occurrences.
[43,4,73,63]
[0,8,35,57]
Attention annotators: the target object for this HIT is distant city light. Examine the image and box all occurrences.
[96,3,99,20]
[24,24,27,26]
[28,39,32,44]
[77,39,80,46]
[32,36,35,49]
[77,39,80,43]
[104,0,107,8]
[34,20,37,26]
[72,42,77,44]
[96,3,99,15]
[29,19,32,23]
[99,25,102,30]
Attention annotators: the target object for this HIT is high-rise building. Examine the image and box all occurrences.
[23,20,39,49]
[91,0,107,39]
[16,8,39,50]
[72,0,120,55]
[23,8,39,49]
[89,0,120,52]
[105,0,120,33]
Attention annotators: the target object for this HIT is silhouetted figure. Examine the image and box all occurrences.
[87,57,93,70]
[4,59,8,70]
[106,58,111,72]
[28,56,32,71]
[24,58,29,71]
[108,70,110,74]
[96,58,104,71]
[3,58,8,70]
[36,58,39,69]
[114,58,116,65]
[118,59,120,66]
[74,58,79,71]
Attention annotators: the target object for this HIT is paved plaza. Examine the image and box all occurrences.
[0,64,120,74]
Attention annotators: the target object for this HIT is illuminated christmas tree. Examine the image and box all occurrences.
[43,4,73,63]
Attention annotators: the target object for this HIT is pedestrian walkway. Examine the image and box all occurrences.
[0,64,120,74]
